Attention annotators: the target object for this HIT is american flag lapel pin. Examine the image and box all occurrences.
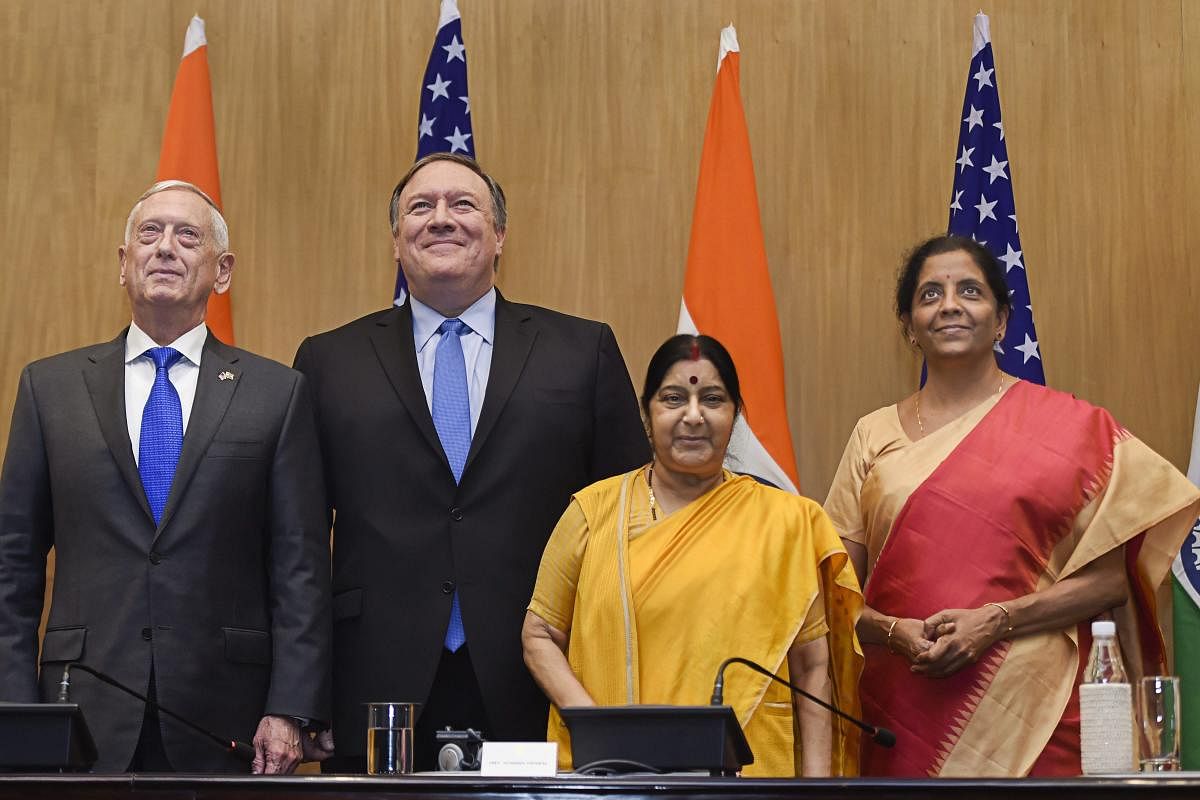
[218,371,236,382]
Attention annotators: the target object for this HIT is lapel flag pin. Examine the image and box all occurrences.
[218,371,236,382]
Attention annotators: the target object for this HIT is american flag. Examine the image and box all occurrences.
[395,0,476,304]
[946,13,1045,384]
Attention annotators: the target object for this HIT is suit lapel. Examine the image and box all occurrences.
[370,304,451,473]
[465,294,536,473]
[154,331,239,540]
[82,331,152,522]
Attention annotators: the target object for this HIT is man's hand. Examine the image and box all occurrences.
[251,715,302,774]
[302,728,335,763]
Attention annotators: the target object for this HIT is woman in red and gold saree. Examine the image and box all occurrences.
[824,236,1200,777]
[522,335,863,777]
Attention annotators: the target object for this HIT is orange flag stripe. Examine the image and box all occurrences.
[156,19,233,344]
[681,38,798,490]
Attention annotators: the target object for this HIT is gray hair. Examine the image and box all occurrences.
[124,180,230,252]
[388,153,507,236]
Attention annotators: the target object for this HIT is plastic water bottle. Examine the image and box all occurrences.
[1079,620,1134,774]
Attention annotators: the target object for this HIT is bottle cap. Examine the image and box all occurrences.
[1091,620,1116,637]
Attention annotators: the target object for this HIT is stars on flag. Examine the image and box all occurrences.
[957,146,975,173]
[983,155,1009,184]
[419,114,436,140]
[975,194,998,223]
[999,243,1024,272]
[1014,333,1041,364]
[442,34,466,63]
[415,0,474,163]
[403,0,477,304]
[445,127,472,154]
[950,189,964,215]
[973,64,994,90]
[426,73,451,101]
[946,14,1045,384]
[964,105,985,131]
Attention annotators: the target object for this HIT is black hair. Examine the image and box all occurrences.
[641,334,743,416]
[895,234,1011,320]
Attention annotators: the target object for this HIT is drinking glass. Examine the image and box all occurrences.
[366,702,418,775]
[1138,676,1181,772]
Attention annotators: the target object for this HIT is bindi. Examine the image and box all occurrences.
[689,375,698,385]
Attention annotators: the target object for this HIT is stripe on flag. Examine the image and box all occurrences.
[156,15,233,344]
[946,13,1043,384]
[1172,382,1200,768]
[678,25,799,493]
[396,0,475,305]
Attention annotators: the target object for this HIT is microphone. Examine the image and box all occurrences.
[711,656,896,748]
[57,662,256,760]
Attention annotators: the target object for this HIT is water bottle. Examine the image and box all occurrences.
[1079,620,1134,774]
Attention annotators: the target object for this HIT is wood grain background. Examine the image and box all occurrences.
[2,0,1197,642]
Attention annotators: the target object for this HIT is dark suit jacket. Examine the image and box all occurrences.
[293,294,649,755]
[0,331,332,772]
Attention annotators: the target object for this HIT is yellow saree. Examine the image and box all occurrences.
[529,467,863,776]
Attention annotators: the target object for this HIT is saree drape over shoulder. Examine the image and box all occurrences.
[529,467,864,776]
[825,381,1200,777]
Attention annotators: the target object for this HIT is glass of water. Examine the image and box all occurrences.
[366,702,419,775]
[1138,676,1181,771]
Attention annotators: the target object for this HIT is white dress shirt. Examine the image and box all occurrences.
[410,289,496,435]
[124,321,208,465]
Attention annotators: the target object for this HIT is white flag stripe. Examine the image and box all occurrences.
[677,299,798,494]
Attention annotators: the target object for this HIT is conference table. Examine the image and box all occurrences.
[2,773,1200,800]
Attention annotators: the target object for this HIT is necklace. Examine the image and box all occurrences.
[646,464,658,521]
[916,375,1007,437]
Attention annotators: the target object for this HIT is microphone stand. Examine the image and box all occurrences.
[711,656,896,748]
[59,663,256,760]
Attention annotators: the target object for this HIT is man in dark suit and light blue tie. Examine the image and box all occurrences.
[0,181,332,773]
[294,153,649,770]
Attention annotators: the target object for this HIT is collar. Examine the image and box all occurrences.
[124,320,208,366]
[411,288,497,353]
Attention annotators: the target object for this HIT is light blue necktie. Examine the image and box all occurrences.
[138,347,184,525]
[432,319,471,652]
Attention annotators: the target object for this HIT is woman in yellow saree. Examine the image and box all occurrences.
[522,334,863,777]
[824,235,1200,776]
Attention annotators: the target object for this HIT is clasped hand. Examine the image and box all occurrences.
[887,605,1008,678]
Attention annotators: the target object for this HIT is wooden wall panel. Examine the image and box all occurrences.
[0,0,1196,507]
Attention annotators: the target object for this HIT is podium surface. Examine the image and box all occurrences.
[0,774,1199,800]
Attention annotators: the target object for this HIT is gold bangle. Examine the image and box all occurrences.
[984,601,1014,635]
[885,617,900,652]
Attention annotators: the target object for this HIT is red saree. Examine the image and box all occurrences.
[859,381,1195,776]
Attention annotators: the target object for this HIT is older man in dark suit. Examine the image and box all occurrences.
[294,153,648,771]
[0,181,331,773]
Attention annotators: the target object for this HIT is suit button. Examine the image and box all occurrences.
[441,581,455,594]
[450,507,463,521]
[141,628,153,641]
[149,551,162,565]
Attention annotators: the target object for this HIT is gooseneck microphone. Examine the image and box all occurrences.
[711,656,896,748]
[57,663,256,760]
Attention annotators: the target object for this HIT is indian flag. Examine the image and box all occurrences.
[156,15,234,344]
[678,25,799,493]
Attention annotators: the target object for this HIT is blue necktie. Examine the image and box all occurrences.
[139,347,185,526]
[432,319,471,652]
